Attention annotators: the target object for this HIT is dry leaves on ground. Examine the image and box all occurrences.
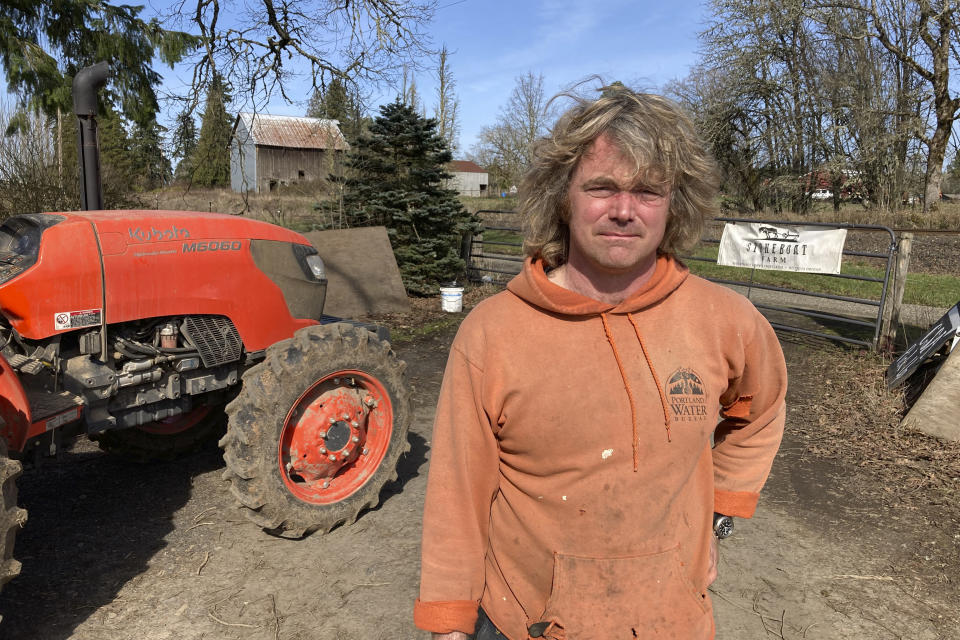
[791,348,960,503]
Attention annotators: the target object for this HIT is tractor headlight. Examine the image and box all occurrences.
[305,254,326,280]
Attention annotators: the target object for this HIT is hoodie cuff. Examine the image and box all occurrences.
[714,489,759,518]
[413,598,478,634]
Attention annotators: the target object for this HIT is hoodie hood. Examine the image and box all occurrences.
[507,253,691,463]
[506,254,689,315]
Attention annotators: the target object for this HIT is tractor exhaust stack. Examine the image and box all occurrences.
[72,62,110,211]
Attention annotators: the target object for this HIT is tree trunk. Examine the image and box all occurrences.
[923,113,951,214]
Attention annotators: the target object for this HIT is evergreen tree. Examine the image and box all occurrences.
[336,99,477,295]
[171,108,199,182]
[50,102,140,209]
[190,75,232,187]
[305,78,366,143]
[129,118,171,190]
[0,1,197,129]
[98,106,132,194]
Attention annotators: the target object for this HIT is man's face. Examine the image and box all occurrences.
[564,134,671,283]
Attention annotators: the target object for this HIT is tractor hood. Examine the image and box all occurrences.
[0,210,326,347]
[58,209,312,252]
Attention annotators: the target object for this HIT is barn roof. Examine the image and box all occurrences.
[234,113,349,151]
[448,160,486,173]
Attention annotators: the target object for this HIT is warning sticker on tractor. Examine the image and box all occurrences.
[54,309,102,331]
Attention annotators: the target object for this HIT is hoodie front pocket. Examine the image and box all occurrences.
[537,546,710,639]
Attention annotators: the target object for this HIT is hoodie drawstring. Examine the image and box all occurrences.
[628,313,672,444]
[600,313,673,472]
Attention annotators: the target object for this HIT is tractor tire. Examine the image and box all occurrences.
[93,405,226,462]
[220,323,411,538]
[0,439,26,593]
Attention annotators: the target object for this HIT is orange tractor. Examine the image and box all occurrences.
[0,64,410,592]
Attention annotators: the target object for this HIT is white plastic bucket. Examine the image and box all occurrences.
[440,286,464,313]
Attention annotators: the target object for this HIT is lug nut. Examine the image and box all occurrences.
[342,413,349,420]
[328,454,337,462]
[318,430,327,438]
[322,480,330,488]
[320,447,327,454]
[351,421,359,428]
[329,417,336,424]
[351,436,360,443]
[362,448,369,456]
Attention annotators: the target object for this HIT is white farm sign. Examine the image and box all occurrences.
[717,222,848,274]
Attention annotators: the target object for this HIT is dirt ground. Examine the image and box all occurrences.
[1,296,958,640]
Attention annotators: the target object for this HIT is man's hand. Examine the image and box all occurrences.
[707,535,718,585]
[432,633,469,640]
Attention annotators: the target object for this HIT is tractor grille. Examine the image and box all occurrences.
[181,316,243,368]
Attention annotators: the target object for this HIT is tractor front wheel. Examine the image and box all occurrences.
[0,439,25,594]
[220,323,410,538]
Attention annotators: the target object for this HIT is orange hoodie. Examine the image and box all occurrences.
[415,255,787,640]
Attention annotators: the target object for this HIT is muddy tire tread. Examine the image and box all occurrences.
[0,440,25,593]
[220,323,411,538]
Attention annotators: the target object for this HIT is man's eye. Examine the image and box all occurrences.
[634,189,665,201]
[586,186,616,197]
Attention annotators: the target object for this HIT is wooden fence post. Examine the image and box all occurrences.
[879,232,913,353]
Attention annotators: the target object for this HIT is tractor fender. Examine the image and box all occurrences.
[0,353,30,451]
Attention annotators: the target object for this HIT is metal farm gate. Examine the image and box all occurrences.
[465,211,897,350]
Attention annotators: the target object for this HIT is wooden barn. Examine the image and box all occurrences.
[445,160,489,197]
[230,113,349,193]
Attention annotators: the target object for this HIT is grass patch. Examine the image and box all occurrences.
[388,313,463,343]
[685,245,960,308]
[901,271,960,308]
[478,228,523,255]
[461,196,519,213]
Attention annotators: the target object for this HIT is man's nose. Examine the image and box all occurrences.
[607,192,636,221]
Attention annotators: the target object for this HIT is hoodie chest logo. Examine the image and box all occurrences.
[667,368,708,422]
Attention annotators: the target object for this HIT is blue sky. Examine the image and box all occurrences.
[159,0,711,152]
[416,0,710,152]
[4,0,711,154]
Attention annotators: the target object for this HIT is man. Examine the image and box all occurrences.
[414,85,787,640]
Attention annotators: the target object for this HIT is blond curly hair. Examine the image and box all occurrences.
[521,84,720,267]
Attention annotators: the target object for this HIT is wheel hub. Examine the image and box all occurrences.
[323,419,352,452]
[278,369,395,504]
[285,386,369,484]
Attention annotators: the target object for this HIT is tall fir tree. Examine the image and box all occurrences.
[0,1,197,129]
[129,118,170,191]
[336,99,477,295]
[305,78,366,143]
[171,108,199,182]
[50,101,140,209]
[190,74,232,187]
